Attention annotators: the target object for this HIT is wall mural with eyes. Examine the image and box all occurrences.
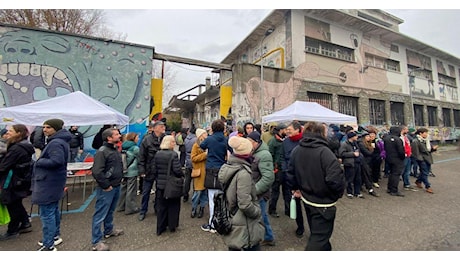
[0,25,154,150]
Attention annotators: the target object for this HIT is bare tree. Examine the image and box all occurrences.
[0,9,126,40]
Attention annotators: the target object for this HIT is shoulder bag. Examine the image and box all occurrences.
[163,154,184,199]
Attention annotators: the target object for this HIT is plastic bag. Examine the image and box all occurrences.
[0,203,10,225]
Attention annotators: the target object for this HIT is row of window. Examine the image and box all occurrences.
[307,91,460,127]
[305,37,458,88]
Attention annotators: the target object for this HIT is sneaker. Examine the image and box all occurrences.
[404,185,418,192]
[260,240,276,246]
[426,187,434,194]
[92,241,110,251]
[136,190,141,196]
[0,232,19,241]
[369,190,380,197]
[38,246,57,251]
[18,222,32,234]
[415,182,423,189]
[346,194,353,199]
[372,182,380,188]
[201,224,216,233]
[104,229,124,239]
[38,236,63,247]
[138,213,146,221]
[389,192,405,197]
[356,194,365,199]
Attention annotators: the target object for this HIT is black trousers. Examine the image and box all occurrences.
[155,189,181,234]
[183,168,192,198]
[269,171,291,215]
[387,161,404,193]
[304,204,337,251]
[6,197,29,234]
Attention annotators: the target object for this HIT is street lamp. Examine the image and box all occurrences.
[260,28,274,122]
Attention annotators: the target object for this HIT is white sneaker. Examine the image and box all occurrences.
[38,236,63,247]
[373,183,380,188]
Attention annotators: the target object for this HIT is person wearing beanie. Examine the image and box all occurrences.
[43,118,64,131]
[32,118,72,251]
[247,131,261,144]
[218,135,264,250]
[247,129,276,246]
[339,130,364,199]
[190,128,208,219]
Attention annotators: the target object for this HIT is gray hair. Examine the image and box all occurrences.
[160,135,175,150]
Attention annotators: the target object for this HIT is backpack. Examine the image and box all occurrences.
[212,170,238,235]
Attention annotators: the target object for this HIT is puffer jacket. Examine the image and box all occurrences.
[31,129,71,205]
[251,141,274,201]
[218,155,264,250]
[153,149,183,191]
[121,140,139,178]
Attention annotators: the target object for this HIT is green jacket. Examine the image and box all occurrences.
[251,141,274,199]
[121,141,139,178]
[267,135,283,171]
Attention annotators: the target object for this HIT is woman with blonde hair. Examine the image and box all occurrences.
[190,128,208,218]
[116,132,140,215]
[152,135,183,235]
[0,124,35,240]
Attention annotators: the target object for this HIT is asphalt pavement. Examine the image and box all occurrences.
[1,145,460,252]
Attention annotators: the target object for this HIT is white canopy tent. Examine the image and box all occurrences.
[0,91,129,126]
[262,101,357,125]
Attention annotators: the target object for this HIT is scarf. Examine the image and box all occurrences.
[417,135,431,151]
[289,132,303,142]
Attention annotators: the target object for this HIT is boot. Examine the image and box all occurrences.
[191,208,197,218]
[197,207,204,218]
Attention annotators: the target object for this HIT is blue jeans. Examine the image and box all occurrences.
[191,190,208,209]
[402,157,412,186]
[416,161,431,188]
[91,186,120,245]
[259,198,274,241]
[38,201,61,248]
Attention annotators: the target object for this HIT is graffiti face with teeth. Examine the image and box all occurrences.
[0,25,154,139]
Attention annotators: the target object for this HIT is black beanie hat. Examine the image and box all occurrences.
[43,118,64,131]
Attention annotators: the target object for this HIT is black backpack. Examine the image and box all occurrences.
[212,170,238,235]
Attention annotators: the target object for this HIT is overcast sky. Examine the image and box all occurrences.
[102,8,460,97]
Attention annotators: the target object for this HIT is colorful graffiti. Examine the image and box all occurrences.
[0,25,154,150]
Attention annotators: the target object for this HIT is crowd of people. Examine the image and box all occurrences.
[0,116,440,251]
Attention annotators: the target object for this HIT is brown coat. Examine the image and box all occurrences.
[191,142,207,191]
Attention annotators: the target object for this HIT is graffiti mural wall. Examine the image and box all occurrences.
[0,25,154,150]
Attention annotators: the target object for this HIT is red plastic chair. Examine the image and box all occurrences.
[71,156,94,191]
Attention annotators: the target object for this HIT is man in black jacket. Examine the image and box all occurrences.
[383,126,406,197]
[137,121,166,221]
[68,126,84,162]
[91,127,124,251]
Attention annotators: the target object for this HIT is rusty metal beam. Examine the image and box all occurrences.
[153,52,232,71]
